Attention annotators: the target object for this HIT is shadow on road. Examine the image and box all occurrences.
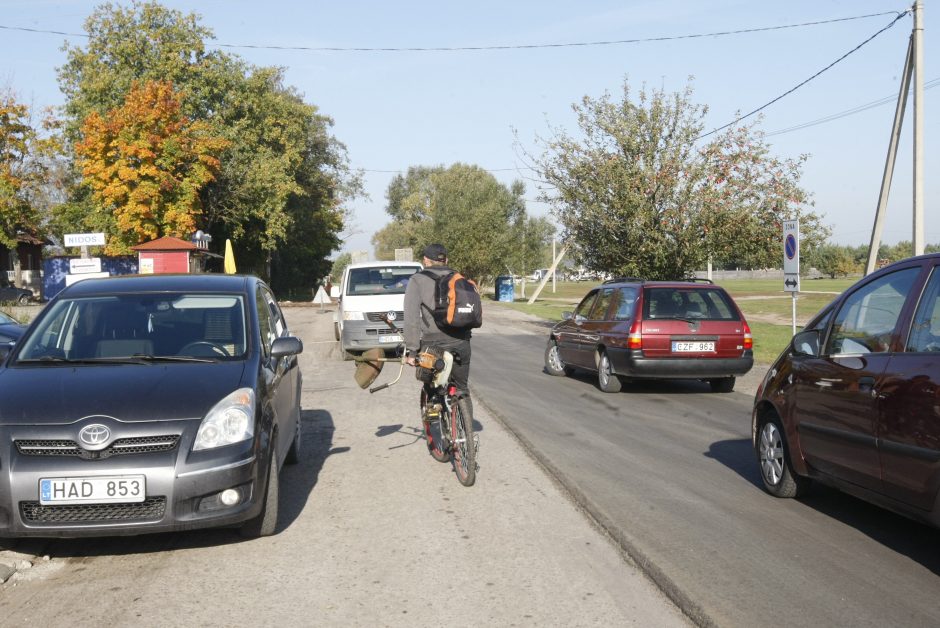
[4,408,339,558]
[706,437,940,576]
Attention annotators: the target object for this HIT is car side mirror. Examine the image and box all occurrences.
[272,336,303,358]
[0,341,13,362]
[791,329,820,357]
[561,311,573,321]
[574,314,586,325]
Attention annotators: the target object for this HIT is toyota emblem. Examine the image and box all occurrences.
[386,311,397,322]
[79,424,111,448]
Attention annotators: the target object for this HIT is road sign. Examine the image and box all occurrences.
[783,220,799,294]
[784,273,801,293]
[69,257,102,274]
[64,232,105,247]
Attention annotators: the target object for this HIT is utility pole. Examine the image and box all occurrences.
[866,2,924,274]
[913,0,925,256]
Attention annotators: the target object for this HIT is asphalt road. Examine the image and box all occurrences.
[0,304,686,627]
[474,305,940,627]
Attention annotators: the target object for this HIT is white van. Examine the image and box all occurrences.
[334,261,423,358]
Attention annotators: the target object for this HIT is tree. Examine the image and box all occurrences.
[0,90,57,284]
[808,244,860,278]
[57,1,358,287]
[75,80,227,254]
[531,80,829,280]
[330,252,352,283]
[372,164,539,283]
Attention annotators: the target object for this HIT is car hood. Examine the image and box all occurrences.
[0,362,248,425]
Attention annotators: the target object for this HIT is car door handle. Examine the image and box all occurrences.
[858,376,876,394]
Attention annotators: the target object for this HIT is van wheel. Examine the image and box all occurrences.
[757,415,809,498]
[333,322,340,341]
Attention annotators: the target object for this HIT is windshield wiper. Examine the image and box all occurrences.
[130,353,216,363]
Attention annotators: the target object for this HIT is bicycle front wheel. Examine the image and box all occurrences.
[451,397,476,487]
[421,388,451,463]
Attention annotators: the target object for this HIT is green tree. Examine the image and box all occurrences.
[531,79,829,280]
[56,1,358,287]
[808,244,860,278]
[330,252,352,283]
[373,164,534,283]
[0,91,57,284]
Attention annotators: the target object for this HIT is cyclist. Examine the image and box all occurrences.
[403,243,474,422]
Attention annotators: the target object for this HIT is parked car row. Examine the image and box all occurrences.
[0,273,304,538]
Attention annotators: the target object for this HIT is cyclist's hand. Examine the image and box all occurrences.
[405,356,416,367]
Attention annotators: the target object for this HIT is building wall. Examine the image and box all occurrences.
[140,251,190,274]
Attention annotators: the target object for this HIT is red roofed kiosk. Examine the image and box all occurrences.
[131,236,198,274]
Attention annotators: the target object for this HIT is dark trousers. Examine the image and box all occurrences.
[422,336,473,419]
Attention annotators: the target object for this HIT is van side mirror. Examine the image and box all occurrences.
[791,329,820,357]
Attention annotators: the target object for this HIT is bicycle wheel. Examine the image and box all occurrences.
[420,388,451,463]
[450,396,476,487]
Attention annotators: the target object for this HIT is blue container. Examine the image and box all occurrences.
[495,275,515,302]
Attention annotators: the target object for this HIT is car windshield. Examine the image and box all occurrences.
[14,293,248,363]
[643,287,739,321]
[345,266,420,296]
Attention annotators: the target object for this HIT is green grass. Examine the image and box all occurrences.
[488,277,858,364]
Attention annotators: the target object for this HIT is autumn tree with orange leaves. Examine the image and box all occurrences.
[76,80,227,255]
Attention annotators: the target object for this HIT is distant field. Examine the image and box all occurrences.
[487,277,857,364]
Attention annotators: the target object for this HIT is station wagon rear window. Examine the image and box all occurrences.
[643,287,739,321]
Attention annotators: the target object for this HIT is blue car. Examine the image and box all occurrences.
[0,273,303,538]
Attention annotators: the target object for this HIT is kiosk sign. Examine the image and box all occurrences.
[64,233,105,247]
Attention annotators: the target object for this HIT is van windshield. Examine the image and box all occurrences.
[346,266,421,296]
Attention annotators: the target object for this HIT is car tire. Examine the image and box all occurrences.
[240,445,280,538]
[285,409,301,465]
[544,339,571,377]
[757,414,809,498]
[709,377,735,393]
[597,350,622,393]
[333,321,340,342]
[16,293,29,305]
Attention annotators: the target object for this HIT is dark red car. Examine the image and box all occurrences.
[544,278,753,392]
[754,253,940,526]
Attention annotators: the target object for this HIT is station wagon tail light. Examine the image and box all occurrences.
[194,388,255,451]
[743,323,753,350]
[628,319,642,350]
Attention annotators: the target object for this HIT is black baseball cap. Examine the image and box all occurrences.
[422,243,447,262]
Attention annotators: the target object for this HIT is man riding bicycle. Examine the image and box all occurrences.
[403,243,474,424]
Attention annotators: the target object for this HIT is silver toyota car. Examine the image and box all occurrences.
[0,273,303,538]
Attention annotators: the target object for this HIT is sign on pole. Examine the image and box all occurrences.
[64,233,105,247]
[783,219,800,335]
[783,220,800,293]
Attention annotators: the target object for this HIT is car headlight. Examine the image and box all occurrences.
[193,388,255,451]
[343,310,364,321]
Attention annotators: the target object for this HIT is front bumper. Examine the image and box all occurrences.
[341,319,405,352]
[0,419,265,538]
[607,348,754,379]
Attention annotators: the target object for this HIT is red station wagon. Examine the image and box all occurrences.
[754,253,940,527]
[545,278,753,393]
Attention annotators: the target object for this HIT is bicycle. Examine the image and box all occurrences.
[354,345,478,487]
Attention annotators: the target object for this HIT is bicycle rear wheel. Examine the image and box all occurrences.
[420,388,451,463]
[451,397,476,487]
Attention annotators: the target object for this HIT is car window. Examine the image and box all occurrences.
[643,287,739,320]
[573,290,598,318]
[827,267,919,355]
[612,287,638,321]
[907,266,940,352]
[256,289,275,358]
[588,288,614,320]
[346,266,420,296]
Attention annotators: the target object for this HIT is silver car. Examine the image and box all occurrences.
[0,273,303,538]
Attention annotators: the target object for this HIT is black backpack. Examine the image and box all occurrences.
[421,269,483,331]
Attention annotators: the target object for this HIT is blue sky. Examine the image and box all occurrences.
[0,0,935,258]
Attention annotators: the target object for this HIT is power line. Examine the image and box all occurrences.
[697,10,910,140]
[0,11,905,53]
[766,77,940,136]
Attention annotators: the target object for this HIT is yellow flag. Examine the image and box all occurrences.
[224,239,236,274]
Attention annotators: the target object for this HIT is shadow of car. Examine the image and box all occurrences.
[0,273,304,539]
